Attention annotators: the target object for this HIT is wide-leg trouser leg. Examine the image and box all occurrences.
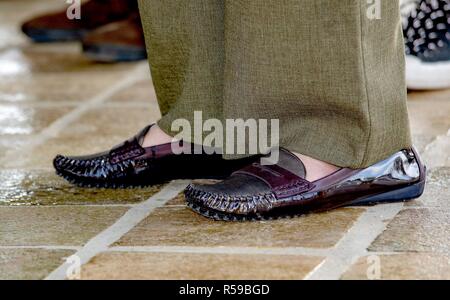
[138,0,411,169]
[138,0,224,123]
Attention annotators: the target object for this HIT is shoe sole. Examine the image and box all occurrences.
[22,28,86,43]
[185,179,427,222]
[83,44,147,62]
[406,55,450,90]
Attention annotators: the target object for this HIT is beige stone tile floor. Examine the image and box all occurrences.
[115,207,364,249]
[81,252,323,280]
[0,0,449,280]
[0,248,74,280]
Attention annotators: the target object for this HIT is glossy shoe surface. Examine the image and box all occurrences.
[53,125,256,188]
[185,148,426,221]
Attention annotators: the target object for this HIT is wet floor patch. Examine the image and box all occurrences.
[0,104,71,135]
[0,206,128,246]
[0,169,164,206]
[5,105,160,169]
[0,44,139,103]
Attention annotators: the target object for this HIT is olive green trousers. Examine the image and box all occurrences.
[138,0,411,168]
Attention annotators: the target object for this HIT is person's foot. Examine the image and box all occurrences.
[82,13,147,63]
[185,148,426,221]
[141,124,175,148]
[293,153,339,182]
[21,0,137,43]
[403,0,450,90]
[53,124,256,188]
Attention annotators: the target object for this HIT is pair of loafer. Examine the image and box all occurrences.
[54,125,426,221]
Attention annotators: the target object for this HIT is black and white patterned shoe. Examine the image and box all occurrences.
[403,0,450,90]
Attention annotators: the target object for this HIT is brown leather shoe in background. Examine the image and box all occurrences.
[21,0,138,43]
[82,13,147,62]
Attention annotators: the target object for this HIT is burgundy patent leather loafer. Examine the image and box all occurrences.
[53,125,255,188]
[185,148,426,221]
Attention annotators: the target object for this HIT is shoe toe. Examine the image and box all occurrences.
[185,175,272,215]
[186,174,269,199]
[53,154,87,176]
[53,154,68,172]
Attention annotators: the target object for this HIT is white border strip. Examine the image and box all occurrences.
[45,180,189,280]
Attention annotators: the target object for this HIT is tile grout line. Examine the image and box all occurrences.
[2,62,150,168]
[44,180,190,280]
[107,246,331,257]
[304,203,404,280]
[0,245,411,257]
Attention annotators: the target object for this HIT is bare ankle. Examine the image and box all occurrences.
[293,153,340,182]
[141,125,175,148]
